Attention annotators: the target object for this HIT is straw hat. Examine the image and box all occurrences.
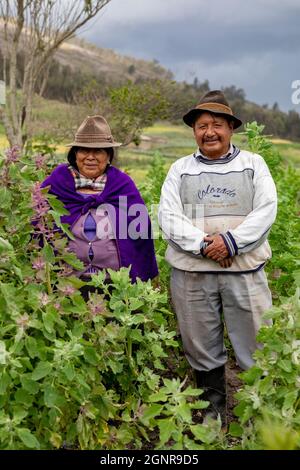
[66,115,122,148]
[183,90,242,129]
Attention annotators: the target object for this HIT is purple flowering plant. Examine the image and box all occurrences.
[0,145,21,186]
[0,144,201,451]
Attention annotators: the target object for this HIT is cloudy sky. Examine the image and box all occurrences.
[79,0,300,112]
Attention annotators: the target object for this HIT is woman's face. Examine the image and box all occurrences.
[75,148,110,178]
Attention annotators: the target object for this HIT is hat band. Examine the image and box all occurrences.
[75,134,113,143]
[195,102,233,115]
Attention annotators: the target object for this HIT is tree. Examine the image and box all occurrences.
[74,79,170,146]
[164,79,210,122]
[108,80,171,145]
[0,0,111,148]
[127,64,135,75]
[286,110,300,140]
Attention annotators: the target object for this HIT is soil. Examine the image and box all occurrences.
[225,358,243,423]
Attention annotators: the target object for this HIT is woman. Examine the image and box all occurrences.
[41,115,158,288]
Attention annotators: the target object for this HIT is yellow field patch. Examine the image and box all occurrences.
[0,135,9,149]
[0,135,67,155]
[271,138,294,145]
[55,144,68,155]
[144,123,191,135]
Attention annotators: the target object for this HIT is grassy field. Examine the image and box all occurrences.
[1,121,300,184]
[117,122,300,183]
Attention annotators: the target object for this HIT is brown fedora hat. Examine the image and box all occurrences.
[66,115,122,148]
[183,90,242,129]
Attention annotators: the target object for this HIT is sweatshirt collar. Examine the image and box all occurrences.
[193,144,240,164]
[195,143,234,160]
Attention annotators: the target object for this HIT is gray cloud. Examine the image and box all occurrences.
[79,0,300,111]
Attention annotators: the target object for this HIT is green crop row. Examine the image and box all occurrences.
[0,123,299,449]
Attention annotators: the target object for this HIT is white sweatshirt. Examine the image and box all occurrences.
[158,146,277,273]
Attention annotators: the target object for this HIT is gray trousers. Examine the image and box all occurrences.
[170,268,272,372]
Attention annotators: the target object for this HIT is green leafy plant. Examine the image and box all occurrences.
[228,123,300,449]
[1,120,300,450]
[0,145,184,449]
[242,122,300,299]
[232,289,300,449]
[139,377,223,450]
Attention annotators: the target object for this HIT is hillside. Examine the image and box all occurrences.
[54,36,173,83]
[0,21,172,85]
[1,22,300,141]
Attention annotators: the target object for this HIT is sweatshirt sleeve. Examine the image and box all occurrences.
[222,155,277,256]
[158,161,206,253]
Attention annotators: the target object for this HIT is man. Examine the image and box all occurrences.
[158,90,277,426]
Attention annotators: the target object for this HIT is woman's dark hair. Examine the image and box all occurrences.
[67,146,114,171]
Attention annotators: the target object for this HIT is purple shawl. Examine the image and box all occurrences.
[41,164,158,282]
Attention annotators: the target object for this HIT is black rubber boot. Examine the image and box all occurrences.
[195,365,227,428]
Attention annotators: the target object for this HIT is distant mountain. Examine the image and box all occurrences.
[1,25,300,141]
[54,36,173,83]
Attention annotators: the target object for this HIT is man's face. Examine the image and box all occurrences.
[193,112,233,159]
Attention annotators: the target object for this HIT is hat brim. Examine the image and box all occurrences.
[183,108,242,129]
[66,141,122,148]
